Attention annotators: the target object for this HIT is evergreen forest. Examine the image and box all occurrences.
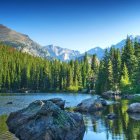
[0,36,140,94]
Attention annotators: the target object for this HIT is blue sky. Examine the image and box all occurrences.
[1,0,140,52]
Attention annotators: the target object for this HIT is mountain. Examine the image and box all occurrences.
[0,24,49,58]
[112,35,140,49]
[42,45,80,61]
[0,24,80,61]
[75,47,104,61]
[83,35,140,60]
[85,47,105,59]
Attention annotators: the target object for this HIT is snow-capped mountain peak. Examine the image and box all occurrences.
[42,45,80,61]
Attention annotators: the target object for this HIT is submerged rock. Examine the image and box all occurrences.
[6,102,13,105]
[127,103,140,113]
[74,97,107,113]
[6,99,85,140]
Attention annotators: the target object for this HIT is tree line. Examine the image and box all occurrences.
[0,44,95,92]
[0,36,140,94]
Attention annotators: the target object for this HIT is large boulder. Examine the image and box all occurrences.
[127,103,140,113]
[6,99,85,140]
[74,98,107,113]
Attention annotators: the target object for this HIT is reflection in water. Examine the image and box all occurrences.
[0,94,140,140]
[84,100,140,140]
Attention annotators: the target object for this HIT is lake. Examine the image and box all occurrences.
[0,93,140,140]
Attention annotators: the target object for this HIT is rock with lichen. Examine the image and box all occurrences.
[6,99,85,140]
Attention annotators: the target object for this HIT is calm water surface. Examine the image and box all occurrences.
[0,93,140,140]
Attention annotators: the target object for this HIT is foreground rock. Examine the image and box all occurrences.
[74,97,107,113]
[127,103,140,113]
[6,99,85,140]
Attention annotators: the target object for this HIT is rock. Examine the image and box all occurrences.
[102,90,115,95]
[74,98,107,113]
[6,102,13,104]
[102,90,121,99]
[122,95,135,99]
[6,99,85,140]
[100,98,107,106]
[127,103,140,113]
[128,113,140,120]
[107,113,116,120]
[47,98,65,109]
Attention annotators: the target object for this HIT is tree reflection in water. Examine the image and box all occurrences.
[84,99,140,140]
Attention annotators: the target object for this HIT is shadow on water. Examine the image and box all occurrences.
[0,93,140,140]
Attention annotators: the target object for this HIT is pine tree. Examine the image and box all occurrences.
[73,60,79,87]
[135,65,140,92]
[107,59,114,90]
[91,54,99,74]
[101,49,109,91]
[134,40,140,91]
[81,53,90,88]
[90,54,99,89]
[95,61,105,94]
[67,65,73,88]
[112,49,121,90]
[122,36,137,79]
[134,40,140,58]
[120,63,131,90]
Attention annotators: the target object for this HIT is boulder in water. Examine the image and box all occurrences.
[127,103,140,113]
[6,99,85,140]
[74,97,107,113]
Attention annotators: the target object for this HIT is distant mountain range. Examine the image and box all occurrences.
[0,24,140,61]
[42,45,80,61]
